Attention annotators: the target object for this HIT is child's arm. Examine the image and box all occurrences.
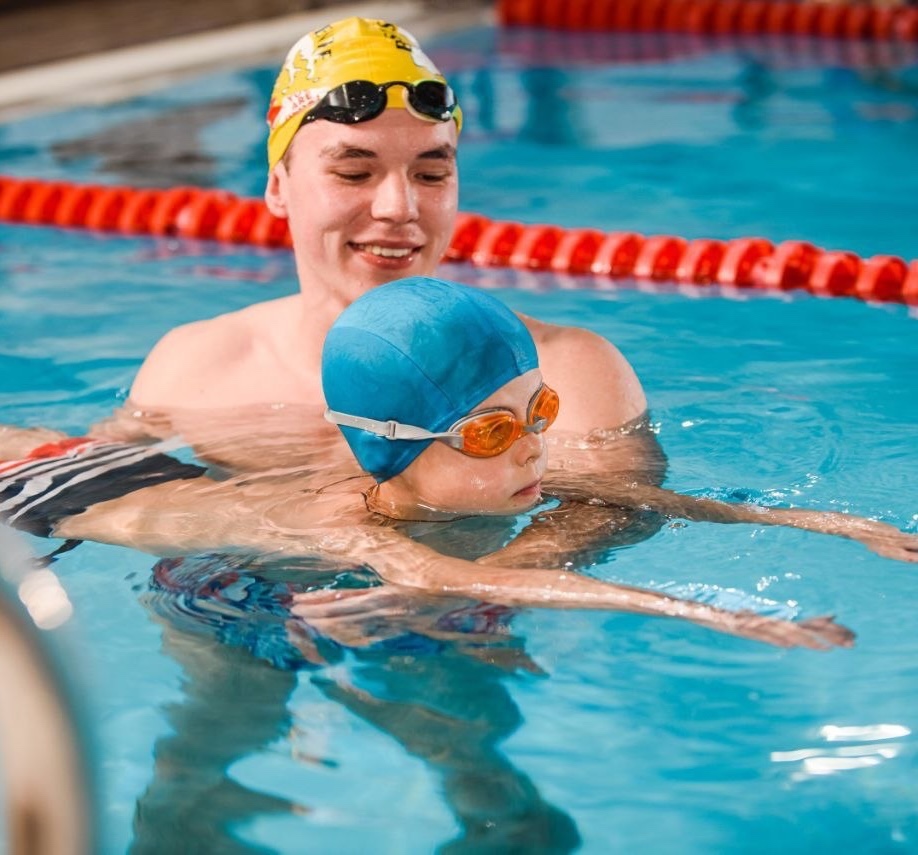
[296,525,854,650]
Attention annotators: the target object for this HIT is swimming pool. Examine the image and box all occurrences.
[2,16,918,855]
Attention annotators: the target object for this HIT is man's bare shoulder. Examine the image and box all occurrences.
[517,313,647,431]
[522,313,605,350]
[519,312,630,370]
[130,297,295,408]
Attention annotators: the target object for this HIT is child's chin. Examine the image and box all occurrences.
[506,493,541,513]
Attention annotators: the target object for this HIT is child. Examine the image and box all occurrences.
[0,277,880,649]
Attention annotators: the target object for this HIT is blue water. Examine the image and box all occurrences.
[2,23,918,855]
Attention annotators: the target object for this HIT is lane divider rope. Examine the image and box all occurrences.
[498,0,918,41]
[1,176,916,304]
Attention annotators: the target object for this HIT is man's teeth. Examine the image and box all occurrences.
[358,244,413,258]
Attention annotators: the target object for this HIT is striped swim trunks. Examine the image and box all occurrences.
[0,437,206,537]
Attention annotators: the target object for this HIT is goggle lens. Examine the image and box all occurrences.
[458,412,522,457]
[529,385,560,427]
[409,80,454,118]
[303,80,457,126]
[453,385,560,458]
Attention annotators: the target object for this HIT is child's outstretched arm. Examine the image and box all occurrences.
[304,525,854,651]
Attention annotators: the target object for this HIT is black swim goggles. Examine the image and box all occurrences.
[300,79,458,127]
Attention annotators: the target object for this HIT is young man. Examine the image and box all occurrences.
[1,277,870,650]
[119,17,646,440]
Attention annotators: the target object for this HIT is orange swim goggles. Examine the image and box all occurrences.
[325,384,559,458]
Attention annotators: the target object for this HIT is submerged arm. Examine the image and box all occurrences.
[541,429,918,564]
[589,482,918,563]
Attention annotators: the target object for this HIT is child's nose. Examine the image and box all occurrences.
[514,428,544,465]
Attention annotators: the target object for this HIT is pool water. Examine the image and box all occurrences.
[2,22,918,855]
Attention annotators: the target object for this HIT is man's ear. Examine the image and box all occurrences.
[264,164,289,218]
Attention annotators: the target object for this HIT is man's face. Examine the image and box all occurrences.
[266,109,459,305]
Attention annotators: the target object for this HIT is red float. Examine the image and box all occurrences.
[497,0,917,41]
[445,213,491,262]
[148,187,199,236]
[84,187,130,231]
[509,225,564,270]
[21,181,65,225]
[808,251,860,297]
[248,205,290,248]
[902,261,918,305]
[715,238,774,287]
[750,241,820,291]
[590,232,644,276]
[174,191,237,241]
[0,179,38,221]
[550,229,605,274]
[117,189,161,235]
[894,8,918,41]
[855,255,907,302]
[471,221,525,266]
[53,184,98,228]
[214,199,262,244]
[675,239,726,284]
[633,235,688,280]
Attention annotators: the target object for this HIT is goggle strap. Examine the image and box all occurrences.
[324,408,460,444]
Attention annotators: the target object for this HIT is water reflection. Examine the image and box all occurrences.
[132,552,582,852]
[51,98,249,187]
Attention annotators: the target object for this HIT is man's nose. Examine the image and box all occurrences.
[372,173,419,222]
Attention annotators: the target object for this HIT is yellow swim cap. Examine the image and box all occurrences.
[266,17,462,170]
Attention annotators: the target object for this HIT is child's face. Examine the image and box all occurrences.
[384,369,549,516]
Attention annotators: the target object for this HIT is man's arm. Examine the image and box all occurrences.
[542,436,918,563]
[86,324,206,445]
[0,426,69,458]
[614,483,918,563]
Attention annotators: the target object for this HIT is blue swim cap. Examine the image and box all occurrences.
[322,276,538,482]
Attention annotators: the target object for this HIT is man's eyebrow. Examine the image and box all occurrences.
[317,143,457,161]
[319,144,377,160]
[418,144,457,161]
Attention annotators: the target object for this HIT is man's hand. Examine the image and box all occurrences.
[811,513,918,563]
